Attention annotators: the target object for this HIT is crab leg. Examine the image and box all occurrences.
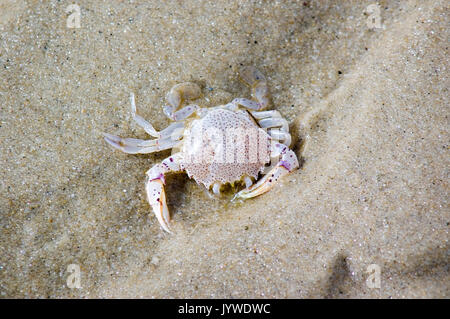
[104,118,185,154]
[163,104,199,121]
[250,110,282,120]
[233,143,299,200]
[238,66,270,109]
[159,122,185,138]
[163,82,202,120]
[145,153,183,232]
[103,132,181,154]
[105,91,187,153]
[258,117,289,132]
[230,98,261,110]
[130,93,161,138]
[250,110,291,145]
[268,129,292,147]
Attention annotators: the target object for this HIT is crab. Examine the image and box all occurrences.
[104,67,299,232]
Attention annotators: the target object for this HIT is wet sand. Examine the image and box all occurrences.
[0,0,448,298]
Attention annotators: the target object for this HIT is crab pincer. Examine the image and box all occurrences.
[234,143,299,200]
[145,153,183,233]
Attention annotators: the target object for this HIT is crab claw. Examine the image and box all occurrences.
[234,143,299,200]
[145,176,171,233]
[144,154,182,233]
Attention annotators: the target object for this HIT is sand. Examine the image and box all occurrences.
[0,0,448,298]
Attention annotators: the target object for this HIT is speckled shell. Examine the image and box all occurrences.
[181,108,271,188]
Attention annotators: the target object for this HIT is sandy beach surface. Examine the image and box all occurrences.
[0,0,448,298]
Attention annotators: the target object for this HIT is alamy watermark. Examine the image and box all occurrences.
[366,264,381,289]
[66,264,81,289]
[66,4,81,29]
[365,4,383,30]
[181,126,274,165]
